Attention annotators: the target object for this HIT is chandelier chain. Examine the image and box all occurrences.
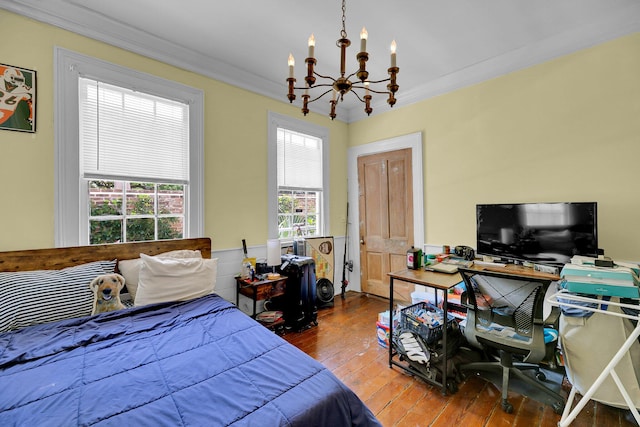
[340,0,347,39]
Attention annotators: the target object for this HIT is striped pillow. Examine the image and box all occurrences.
[0,260,117,332]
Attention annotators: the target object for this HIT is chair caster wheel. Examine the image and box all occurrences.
[552,402,564,415]
[501,401,514,414]
[447,381,458,394]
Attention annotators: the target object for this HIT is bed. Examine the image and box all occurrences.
[0,238,380,426]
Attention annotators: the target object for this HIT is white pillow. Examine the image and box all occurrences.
[134,254,217,307]
[0,260,117,332]
[118,250,202,301]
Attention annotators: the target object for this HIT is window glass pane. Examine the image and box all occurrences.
[90,219,122,244]
[126,184,155,215]
[159,217,184,240]
[159,184,184,214]
[278,214,291,237]
[126,218,155,242]
[278,193,292,214]
[307,214,317,229]
[89,180,122,216]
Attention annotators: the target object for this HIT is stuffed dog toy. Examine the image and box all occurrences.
[90,274,126,315]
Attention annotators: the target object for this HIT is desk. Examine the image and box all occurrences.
[547,291,640,426]
[469,263,560,281]
[388,264,559,395]
[387,269,462,394]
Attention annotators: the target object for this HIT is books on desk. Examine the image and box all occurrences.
[560,264,640,298]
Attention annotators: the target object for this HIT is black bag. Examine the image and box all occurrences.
[279,255,318,331]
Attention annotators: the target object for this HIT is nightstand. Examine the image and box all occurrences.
[236,276,287,330]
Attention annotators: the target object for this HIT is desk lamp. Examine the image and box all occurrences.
[266,239,281,279]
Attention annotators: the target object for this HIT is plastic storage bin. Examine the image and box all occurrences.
[400,301,455,345]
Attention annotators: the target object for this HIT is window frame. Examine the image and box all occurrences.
[267,112,330,241]
[54,47,204,247]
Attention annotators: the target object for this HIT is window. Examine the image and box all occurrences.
[55,48,204,246]
[268,112,329,240]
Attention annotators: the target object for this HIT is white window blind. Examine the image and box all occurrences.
[79,78,190,184]
[277,128,322,190]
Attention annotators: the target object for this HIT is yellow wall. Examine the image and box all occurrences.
[349,33,640,260]
[0,11,348,251]
[1,9,639,261]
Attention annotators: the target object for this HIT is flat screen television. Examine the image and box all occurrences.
[476,202,598,266]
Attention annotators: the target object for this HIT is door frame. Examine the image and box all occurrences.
[347,132,424,292]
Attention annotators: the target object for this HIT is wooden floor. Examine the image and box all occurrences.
[283,292,637,427]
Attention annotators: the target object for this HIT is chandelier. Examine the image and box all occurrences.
[286,0,399,120]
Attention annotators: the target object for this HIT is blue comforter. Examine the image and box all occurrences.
[0,294,380,426]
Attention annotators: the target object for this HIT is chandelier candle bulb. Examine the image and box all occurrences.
[308,34,315,58]
[390,40,397,68]
[288,54,295,78]
[360,27,367,52]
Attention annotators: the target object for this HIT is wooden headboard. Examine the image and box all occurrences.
[0,238,212,273]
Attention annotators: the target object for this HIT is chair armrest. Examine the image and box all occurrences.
[544,305,561,329]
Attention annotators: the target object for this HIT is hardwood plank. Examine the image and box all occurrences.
[283,292,637,427]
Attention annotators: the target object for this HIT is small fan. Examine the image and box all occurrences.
[316,278,335,308]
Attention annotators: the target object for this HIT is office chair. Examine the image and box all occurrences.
[458,267,565,414]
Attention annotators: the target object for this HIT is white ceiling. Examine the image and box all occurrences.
[3,0,640,122]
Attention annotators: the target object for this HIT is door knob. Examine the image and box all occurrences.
[360,239,365,245]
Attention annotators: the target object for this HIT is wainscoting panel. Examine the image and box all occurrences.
[213,236,349,316]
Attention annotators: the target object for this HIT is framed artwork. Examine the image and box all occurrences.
[0,63,36,133]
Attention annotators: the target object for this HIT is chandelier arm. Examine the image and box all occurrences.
[362,77,392,85]
[351,86,391,96]
[344,71,391,85]
[293,83,334,90]
[349,90,366,103]
[307,89,336,103]
[345,71,359,82]
[313,71,337,82]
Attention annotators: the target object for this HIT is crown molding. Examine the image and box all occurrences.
[348,2,640,123]
[3,0,639,124]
